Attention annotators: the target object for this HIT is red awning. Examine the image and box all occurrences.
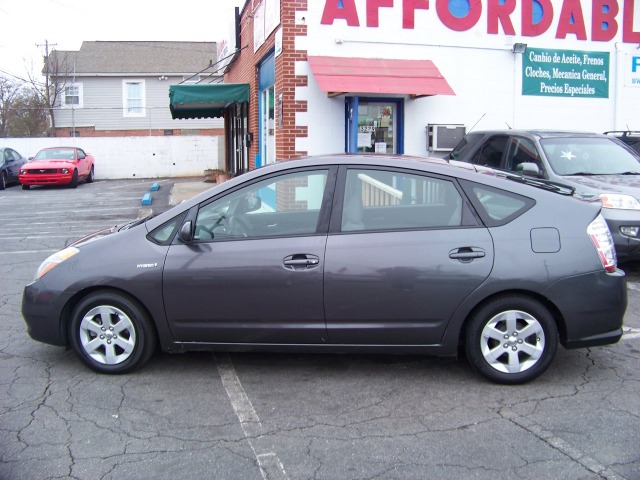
[307,56,455,98]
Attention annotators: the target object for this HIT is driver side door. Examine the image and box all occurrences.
[162,167,335,344]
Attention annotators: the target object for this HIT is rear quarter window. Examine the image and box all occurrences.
[460,180,535,227]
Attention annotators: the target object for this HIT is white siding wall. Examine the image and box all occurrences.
[55,76,224,132]
[5,136,224,179]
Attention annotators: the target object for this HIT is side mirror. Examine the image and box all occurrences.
[517,162,543,178]
[178,221,193,243]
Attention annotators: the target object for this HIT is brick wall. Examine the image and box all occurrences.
[226,0,309,170]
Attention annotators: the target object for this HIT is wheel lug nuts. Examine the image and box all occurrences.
[512,346,518,351]
[504,343,509,348]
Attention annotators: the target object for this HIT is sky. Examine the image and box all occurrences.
[0,0,245,82]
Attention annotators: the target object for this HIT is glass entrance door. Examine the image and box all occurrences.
[346,98,403,154]
[357,103,396,154]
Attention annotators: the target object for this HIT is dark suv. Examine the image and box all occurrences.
[450,130,640,261]
[605,131,640,155]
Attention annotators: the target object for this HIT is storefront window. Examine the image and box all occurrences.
[357,103,395,154]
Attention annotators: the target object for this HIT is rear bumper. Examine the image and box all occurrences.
[542,268,627,348]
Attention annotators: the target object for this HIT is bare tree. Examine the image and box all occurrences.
[27,40,76,136]
[0,76,22,138]
[8,90,48,137]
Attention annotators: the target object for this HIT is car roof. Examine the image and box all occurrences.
[466,129,609,140]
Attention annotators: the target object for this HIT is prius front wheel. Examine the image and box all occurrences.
[69,291,157,374]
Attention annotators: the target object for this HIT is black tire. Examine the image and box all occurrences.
[86,165,94,183]
[70,169,78,188]
[0,171,6,190]
[22,184,30,190]
[69,291,157,374]
[465,295,558,385]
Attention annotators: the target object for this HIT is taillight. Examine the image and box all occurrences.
[587,214,617,273]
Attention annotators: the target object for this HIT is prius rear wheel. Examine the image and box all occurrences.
[69,291,157,374]
[465,296,558,384]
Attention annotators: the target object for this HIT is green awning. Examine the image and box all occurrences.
[169,83,250,119]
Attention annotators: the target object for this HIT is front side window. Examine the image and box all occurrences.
[123,80,145,117]
[341,169,464,232]
[504,137,542,173]
[63,83,82,108]
[193,169,329,241]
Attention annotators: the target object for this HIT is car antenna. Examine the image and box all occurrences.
[467,113,486,134]
[505,122,512,129]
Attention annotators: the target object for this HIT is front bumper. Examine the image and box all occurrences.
[22,281,75,346]
[19,172,73,186]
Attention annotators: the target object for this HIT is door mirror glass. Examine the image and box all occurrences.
[178,221,193,243]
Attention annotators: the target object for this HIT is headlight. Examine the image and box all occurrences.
[35,247,79,280]
[599,194,640,210]
[20,169,26,175]
[61,168,69,174]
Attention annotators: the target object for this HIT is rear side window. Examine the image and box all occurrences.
[340,168,474,232]
[460,180,535,227]
[470,135,509,168]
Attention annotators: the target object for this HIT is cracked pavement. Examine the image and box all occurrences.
[1,180,639,479]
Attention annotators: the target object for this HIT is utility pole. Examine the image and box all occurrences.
[36,40,56,135]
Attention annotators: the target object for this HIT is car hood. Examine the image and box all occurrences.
[25,159,75,169]
[559,174,640,198]
[67,216,150,248]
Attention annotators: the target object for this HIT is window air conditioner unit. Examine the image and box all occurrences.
[427,124,466,152]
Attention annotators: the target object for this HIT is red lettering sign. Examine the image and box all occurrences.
[592,0,619,41]
[403,0,430,29]
[522,0,554,36]
[435,0,481,31]
[367,0,394,27]
[622,0,640,42]
[556,0,587,39]
[488,0,516,35]
[321,0,360,26]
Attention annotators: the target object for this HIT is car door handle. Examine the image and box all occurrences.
[283,254,320,270]
[449,247,486,262]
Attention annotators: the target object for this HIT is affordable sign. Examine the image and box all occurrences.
[522,48,610,98]
[320,0,640,43]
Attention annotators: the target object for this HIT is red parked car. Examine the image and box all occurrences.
[19,147,95,189]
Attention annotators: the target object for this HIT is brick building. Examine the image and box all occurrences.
[170,0,640,176]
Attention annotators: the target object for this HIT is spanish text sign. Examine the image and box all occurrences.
[522,48,609,98]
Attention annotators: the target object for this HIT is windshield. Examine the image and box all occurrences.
[541,137,640,175]
[35,149,75,161]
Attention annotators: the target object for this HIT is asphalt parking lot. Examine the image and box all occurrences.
[1,179,639,480]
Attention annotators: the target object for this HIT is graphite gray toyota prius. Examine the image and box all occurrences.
[22,155,627,384]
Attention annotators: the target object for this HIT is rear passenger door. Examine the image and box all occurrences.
[324,167,494,345]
